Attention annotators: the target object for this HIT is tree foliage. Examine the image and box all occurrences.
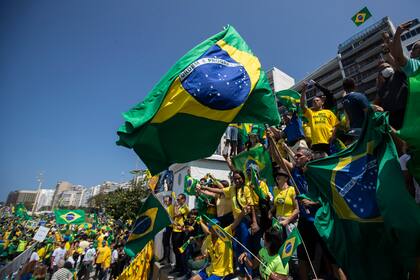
[88,172,150,222]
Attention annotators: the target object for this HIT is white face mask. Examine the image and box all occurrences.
[381,67,394,78]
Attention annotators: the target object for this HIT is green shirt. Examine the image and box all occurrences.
[402,58,420,77]
[259,247,289,280]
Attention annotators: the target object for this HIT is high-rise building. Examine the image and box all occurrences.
[34,189,54,211]
[266,67,295,92]
[6,190,37,209]
[291,17,418,108]
[400,19,420,54]
[51,181,73,208]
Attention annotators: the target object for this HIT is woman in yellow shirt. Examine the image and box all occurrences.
[271,169,299,236]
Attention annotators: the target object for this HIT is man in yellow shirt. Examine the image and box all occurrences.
[300,82,339,156]
[100,242,112,280]
[191,207,248,280]
[170,193,189,277]
[95,240,110,279]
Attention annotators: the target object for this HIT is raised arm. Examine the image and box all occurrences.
[391,21,413,68]
[300,82,308,112]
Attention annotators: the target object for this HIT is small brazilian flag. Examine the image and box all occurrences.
[275,89,300,112]
[117,26,280,175]
[125,194,171,257]
[184,175,198,195]
[54,210,86,225]
[179,239,191,254]
[232,144,275,187]
[351,7,372,27]
[278,228,302,266]
[271,218,283,233]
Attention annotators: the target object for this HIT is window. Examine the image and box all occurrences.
[178,174,182,186]
[406,32,412,39]
[401,34,407,41]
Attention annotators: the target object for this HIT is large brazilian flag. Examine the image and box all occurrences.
[304,111,420,279]
[54,209,86,224]
[117,26,280,174]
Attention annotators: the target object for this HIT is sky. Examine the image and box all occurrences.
[0,0,418,200]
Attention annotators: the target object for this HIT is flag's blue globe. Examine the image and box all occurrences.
[181,44,251,110]
[133,215,152,234]
[66,213,75,221]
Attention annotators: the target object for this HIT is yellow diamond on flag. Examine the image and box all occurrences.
[60,211,82,223]
[355,13,366,23]
[281,236,296,259]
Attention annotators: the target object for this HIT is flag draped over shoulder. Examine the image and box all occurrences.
[117,26,280,174]
[54,210,86,225]
[125,194,171,257]
[304,111,420,279]
[398,71,420,183]
[232,145,275,187]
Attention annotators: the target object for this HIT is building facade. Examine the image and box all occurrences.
[290,17,419,108]
[6,190,37,209]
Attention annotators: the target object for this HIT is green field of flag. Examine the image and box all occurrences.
[398,71,420,183]
[117,26,280,175]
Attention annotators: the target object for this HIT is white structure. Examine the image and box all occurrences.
[266,67,295,92]
[400,18,420,56]
[168,154,230,210]
[35,189,54,211]
[60,185,85,207]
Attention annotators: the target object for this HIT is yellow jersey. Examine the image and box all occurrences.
[273,186,296,218]
[304,108,338,145]
[203,225,234,277]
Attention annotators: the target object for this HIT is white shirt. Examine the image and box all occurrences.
[399,154,420,203]
[30,252,39,262]
[84,248,96,263]
[111,249,118,264]
[52,248,67,266]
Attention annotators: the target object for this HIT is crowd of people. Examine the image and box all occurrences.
[157,21,420,280]
[0,211,134,280]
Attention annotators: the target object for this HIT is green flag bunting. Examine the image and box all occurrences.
[116,26,280,175]
[304,111,420,279]
[54,210,86,225]
[125,194,171,257]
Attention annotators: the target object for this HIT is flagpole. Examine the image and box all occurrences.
[202,214,268,269]
[265,126,319,279]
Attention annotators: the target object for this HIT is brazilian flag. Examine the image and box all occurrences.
[184,175,198,195]
[54,210,86,224]
[305,111,420,279]
[275,89,300,112]
[351,7,372,27]
[125,194,171,257]
[117,26,280,174]
[278,228,301,266]
[15,203,32,220]
[232,144,275,187]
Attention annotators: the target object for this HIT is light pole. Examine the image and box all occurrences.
[31,172,43,213]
